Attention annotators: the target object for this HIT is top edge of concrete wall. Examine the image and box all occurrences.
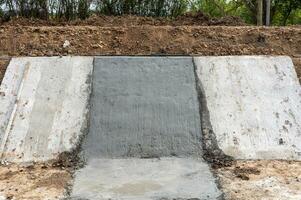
[8,55,293,58]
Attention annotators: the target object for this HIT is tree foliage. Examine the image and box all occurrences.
[0,0,300,25]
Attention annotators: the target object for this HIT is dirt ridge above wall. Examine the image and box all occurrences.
[0,25,300,81]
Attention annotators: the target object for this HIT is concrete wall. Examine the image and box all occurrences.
[195,56,301,160]
[0,57,93,163]
[1,56,300,163]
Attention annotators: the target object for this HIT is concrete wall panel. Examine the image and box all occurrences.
[0,57,93,163]
[195,56,301,160]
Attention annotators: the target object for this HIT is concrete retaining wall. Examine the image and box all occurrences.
[0,56,300,163]
[195,56,301,160]
[0,57,93,163]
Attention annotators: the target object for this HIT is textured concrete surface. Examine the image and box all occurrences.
[71,57,221,200]
[195,56,301,160]
[71,158,222,200]
[85,57,202,158]
[0,58,27,150]
[0,57,93,163]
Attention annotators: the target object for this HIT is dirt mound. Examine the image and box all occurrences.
[1,12,246,26]
[209,16,246,26]
[174,11,210,25]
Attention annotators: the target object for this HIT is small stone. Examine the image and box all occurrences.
[63,40,70,48]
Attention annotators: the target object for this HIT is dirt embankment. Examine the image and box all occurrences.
[1,26,300,57]
[1,13,246,27]
[0,25,300,81]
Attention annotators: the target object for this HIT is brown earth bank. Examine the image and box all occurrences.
[1,13,246,27]
[1,26,300,57]
[0,25,300,82]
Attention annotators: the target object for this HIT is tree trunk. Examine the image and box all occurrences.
[257,0,263,25]
[266,0,271,26]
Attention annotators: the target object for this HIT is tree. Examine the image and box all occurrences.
[256,0,263,25]
[272,0,301,25]
[266,0,270,25]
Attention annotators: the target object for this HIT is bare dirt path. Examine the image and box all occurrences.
[0,164,71,200]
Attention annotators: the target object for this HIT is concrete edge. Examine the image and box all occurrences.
[0,58,28,157]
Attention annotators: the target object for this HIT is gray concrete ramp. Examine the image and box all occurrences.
[71,57,221,199]
[85,57,202,158]
[195,56,301,160]
[0,57,93,163]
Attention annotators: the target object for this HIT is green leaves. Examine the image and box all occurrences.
[0,0,299,25]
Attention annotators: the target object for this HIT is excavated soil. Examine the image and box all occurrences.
[1,13,246,27]
[0,164,71,200]
[0,25,300,82]
[217,160,301,200]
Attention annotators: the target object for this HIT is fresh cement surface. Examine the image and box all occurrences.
[70,57,221,199]
[195,56,301,160]
[84,57,203,158]
[0,57,93,163]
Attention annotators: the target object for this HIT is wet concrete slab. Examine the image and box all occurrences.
[195,56,301,160]
[71,158,222,200]
[0,57,93,163]
[84,57,202,159]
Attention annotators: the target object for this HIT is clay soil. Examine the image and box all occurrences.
[0,22,300,82]
[0,163,71,200]
[217,160,301,200]
[1,13,246,27]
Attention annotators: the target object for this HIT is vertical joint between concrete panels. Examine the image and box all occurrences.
[191,57,233,165]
